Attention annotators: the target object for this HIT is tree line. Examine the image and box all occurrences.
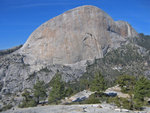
[19,72,73,108]
[19,71,150,111]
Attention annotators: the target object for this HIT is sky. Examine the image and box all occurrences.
[0,0,150,50]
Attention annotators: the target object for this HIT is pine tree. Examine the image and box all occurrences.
[48,73,65,104]
[117,75,136,93]
[65,87,73,97]
[134,76,150,102]
[90,71,106,92]
[117,75,136,110]
[19,89,37,108]
[33,80,47,104]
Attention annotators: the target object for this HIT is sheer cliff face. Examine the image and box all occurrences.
[19,5,138,64]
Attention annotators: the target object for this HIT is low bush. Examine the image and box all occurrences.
[19,99,37,108]
[0,104,12,112]
[81,94,100,104]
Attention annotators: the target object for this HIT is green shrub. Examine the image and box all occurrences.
[82,94,100,104]
[19,99,37,108]
[121,98,132,110]
[27,99,37,107]
[18,100,26,108]
[107,97,132,109]
[133,98,143,110]
[107,97,121,107]
[0,104,12,112]
[18,89,37,108]
[80,92,109,104]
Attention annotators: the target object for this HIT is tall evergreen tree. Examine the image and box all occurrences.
[117,75,136,110]
[117,75,136,94]
[133,76,150,110]
[134,76,150,102]
[48,73,65,104]
[90,71,106,92]
[33,80,47,104]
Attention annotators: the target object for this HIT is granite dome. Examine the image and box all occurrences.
[19,5,138,64]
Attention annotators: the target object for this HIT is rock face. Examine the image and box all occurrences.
[0,53,88,108]
[19,5,137,65]
[0,5,142,110]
